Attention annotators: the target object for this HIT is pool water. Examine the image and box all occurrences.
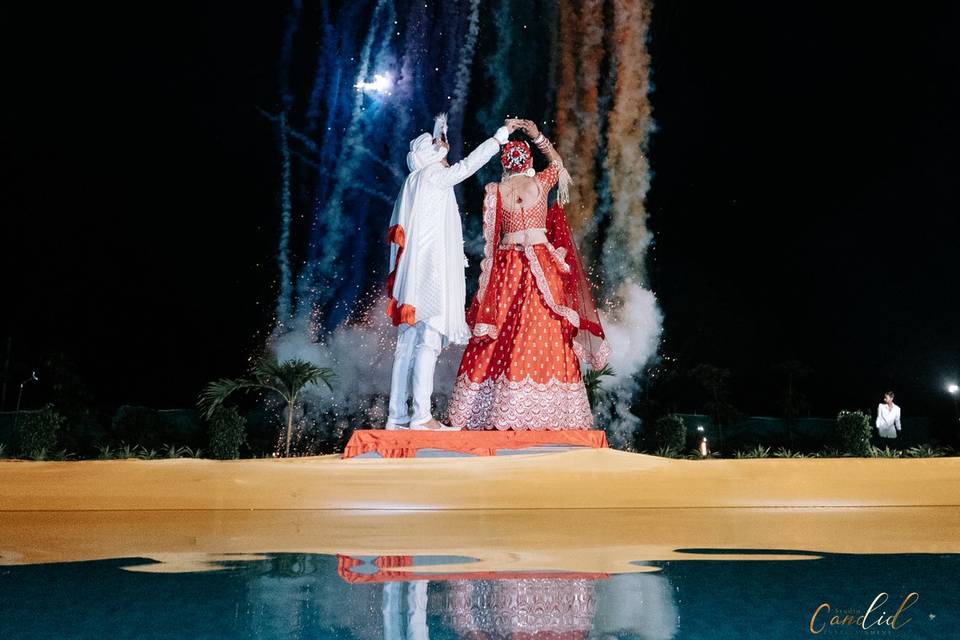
[1,549,956,638]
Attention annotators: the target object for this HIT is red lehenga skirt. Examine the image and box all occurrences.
[448,244,593,431]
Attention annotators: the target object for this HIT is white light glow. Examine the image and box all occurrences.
[948,383,959,395]
[354,73,392,95]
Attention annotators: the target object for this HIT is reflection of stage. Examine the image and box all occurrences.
[342,429,609,459]
[4,507,959,570]
[336,554,608,583]
[342,554,677,640]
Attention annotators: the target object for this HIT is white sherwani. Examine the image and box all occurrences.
[388,129,508,344]
[385,127,508,427]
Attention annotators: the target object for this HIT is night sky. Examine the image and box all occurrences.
[2,2,958,424]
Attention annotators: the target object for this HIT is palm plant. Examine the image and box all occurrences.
[199,358,335,457]
[138,446,160,460]
[772,447,805,458]
[583,364,615,409]
[162,443,188,458]
[904,444,944,458]
[653,445,683,459]
[115,442,139,459]
[734,445,771,459]
[815,447,848,458]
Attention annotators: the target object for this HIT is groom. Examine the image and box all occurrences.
[384,115,516,430]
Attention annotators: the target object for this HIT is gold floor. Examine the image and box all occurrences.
[2,448,959,510]
[1,450,958,573]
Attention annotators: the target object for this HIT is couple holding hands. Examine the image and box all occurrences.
[385,116,609,432]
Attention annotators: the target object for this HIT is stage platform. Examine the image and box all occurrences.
[341,428,609,459]
[1,447,958,511]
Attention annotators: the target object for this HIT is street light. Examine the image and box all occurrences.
[948,383,960,425]
[13,371,38,431]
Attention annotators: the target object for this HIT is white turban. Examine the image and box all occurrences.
[406,132,448,171]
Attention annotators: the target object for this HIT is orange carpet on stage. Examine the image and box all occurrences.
[341,429,608,459]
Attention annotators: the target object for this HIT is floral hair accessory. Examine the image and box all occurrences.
[500,140,532,174]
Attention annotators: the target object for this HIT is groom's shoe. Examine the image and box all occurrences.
[409,418,460,432]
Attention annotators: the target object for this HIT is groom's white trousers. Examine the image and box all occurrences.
[387,321,443,428]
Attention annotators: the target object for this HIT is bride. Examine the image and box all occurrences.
[447,120,610,431]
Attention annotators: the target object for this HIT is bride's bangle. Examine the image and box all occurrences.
[534,134,552,150]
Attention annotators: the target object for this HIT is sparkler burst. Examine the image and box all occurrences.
[354,73,393,94]
[267,0,662,443]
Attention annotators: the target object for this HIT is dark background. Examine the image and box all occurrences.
[2,2,958,426]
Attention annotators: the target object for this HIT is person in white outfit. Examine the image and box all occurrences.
[876,391,902,439]
[384,114,516,430]
[382,580,429,640]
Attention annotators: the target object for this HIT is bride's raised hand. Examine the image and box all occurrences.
[521,119,541,139]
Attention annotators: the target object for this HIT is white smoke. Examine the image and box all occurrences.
[449,0,481,119]
[593,280,664,449]
[272,279,661,441]
[603,280,663,384]
[272,302,465,418]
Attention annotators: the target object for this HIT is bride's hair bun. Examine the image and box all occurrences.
[500,141,532,173]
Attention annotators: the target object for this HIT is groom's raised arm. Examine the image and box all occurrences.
[430,126,510,188]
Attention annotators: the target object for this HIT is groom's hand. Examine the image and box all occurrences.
[504,118,523,133]
[520,119,541,139]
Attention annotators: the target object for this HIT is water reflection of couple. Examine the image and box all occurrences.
[377,575,679,640]
[385,116,609,431]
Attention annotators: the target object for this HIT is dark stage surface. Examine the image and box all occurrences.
[2,1,958,423]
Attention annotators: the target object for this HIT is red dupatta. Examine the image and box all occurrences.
[466,183,611,371]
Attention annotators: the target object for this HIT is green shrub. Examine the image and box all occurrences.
[653,445,683,459]
[815,447,847,458]
[16,405,65,458]
[772,447,805,458]
[652,414,687,451]
[163,444,189,458]
[111,406,166,446]
[684,450,721,460]
[904,444,945,458]
[733,445,771,459]
[111,406,201,449]
[114,442,139,459]
[138,446,159,460]
[835,410,872,456]
[208,407,247,460]
[58,409,107,458]
[869,445,902,458]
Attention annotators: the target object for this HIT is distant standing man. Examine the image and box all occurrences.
[876,391,902,439]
